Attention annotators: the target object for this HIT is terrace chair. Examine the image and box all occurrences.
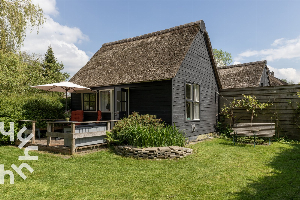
[97,110,102,121]
[70,110,84,125]
[64,110,84,133]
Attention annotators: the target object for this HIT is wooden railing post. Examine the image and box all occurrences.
[32,121,36,144]
[47,123,52,147]
[107,121,111,131]
[71,123,76,155]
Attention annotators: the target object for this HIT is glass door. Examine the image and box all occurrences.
[114,87,128,120]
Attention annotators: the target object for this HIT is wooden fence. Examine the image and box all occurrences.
[219,85,300,140]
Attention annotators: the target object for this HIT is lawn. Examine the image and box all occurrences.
[1,138,300,199]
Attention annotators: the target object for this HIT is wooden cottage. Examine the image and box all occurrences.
[217,60,287,89]
[70,20,221,140]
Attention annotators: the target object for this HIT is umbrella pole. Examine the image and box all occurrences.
[65,90,68,111]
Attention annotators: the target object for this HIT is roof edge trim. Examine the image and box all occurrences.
[102,20,205,47]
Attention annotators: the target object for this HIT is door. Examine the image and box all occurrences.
[114,87,128,120]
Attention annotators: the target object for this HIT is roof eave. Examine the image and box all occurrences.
[203,30,222,90]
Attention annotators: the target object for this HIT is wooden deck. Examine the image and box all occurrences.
[46,121,117,155]
[18,138,107,155]
[19,120,118,155]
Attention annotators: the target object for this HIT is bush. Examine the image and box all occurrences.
[216,120,233,138]
[22,95,65,129]
[0,93,65,144]
[107,112,186,147]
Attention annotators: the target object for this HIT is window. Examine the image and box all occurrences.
[83,93,96,111]
[186,83,200,120]
[100,90,111,112]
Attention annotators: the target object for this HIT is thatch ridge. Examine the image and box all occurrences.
[217,60,267,89]
[218,60,267,69]
[102,21,204,47]
[70,20,214,88]
[269,74,288,86]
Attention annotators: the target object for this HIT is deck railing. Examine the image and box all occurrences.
[46,120,118,154]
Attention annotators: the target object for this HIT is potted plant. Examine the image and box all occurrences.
[64,110,71,121]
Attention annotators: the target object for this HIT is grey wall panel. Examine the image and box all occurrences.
[172,30,219,138]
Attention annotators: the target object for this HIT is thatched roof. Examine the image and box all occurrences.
[70,20,216,88]
[269,73,288,86]
[217,60,268,89]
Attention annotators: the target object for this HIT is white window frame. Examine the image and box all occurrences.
[99,90,112,113]
[82,93,97,111]
[185,83,200,121]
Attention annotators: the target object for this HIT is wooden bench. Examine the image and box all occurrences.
[230,123,275,146]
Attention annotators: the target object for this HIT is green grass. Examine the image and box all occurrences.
[1,139,300,199]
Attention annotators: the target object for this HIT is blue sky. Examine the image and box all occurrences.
[23,0,300,83]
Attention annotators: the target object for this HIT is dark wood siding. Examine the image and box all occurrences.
[71,93,82,110]
[129,80,172,124]
[172,30,219,138]
[84,112,98,121]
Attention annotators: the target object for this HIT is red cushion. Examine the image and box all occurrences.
[97,110,102,121]
[71,110,84,122]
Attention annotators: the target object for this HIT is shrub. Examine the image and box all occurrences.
[0,93,65,144]
[107,112,186,147]
[216,121,232,138]
[22,95,65,129]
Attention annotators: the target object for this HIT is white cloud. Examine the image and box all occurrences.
[234,36,300,84]
[21,0,90,78]
[235,36,300,62]
[31,0,59,16]
[268,65,300,84]
[271,38,285,47]
[233,61,241,65]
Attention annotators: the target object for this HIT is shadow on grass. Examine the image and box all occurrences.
[235,143,300,199]
[218,141,248,147]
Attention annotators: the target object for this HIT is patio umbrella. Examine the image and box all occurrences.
[31,81,93,110]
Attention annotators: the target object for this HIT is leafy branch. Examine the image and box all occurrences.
[220,95,273,125]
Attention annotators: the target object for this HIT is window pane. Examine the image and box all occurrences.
[194,84,200,102]
[90,93,96,101]
[186,84,192,100]
[121,91,126,101]
[90,102,95,110]
[117,101,120,111]
[121,102,126,111]
[84,102,89,110]
[193,103,200,120]
[100,91,110,112]
[186,102,192,120]
[84,94,89,101]
[117,91,121,101]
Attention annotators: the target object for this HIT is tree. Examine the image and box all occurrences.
[0,0,44,52]
[213,49,232,67]
[280,79,294,85]
[0,50,46,95]
[220,94,272,125]
[42,46,69,82]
